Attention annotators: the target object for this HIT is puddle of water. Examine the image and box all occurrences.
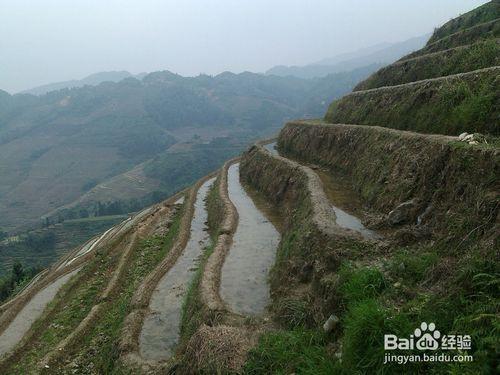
[261,142,379,239]
[58,225,117,270]
[263,141,278,155]
[139,178,215,361]
[314,169,380,239]
[241,181,284,234]
[220,163,280,316]
[0,267,81,357]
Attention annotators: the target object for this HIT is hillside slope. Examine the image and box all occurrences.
[0,2,497,374]
[326,0,500,135]
[19,71,141,96]
[0,68,374,235]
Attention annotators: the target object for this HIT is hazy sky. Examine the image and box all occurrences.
[0,0,489,93]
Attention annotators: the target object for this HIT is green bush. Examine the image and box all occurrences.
[0,262,41,303]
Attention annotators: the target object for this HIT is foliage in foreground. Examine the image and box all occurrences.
[0,262,41,303]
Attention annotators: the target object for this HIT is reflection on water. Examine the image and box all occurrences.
[263,142,379,239]
[139,178,215,361]
[220,163,280,316]
[0,268,81,356]
[314,169,380,239]
[174,196,185,205]
[263,141,278,155]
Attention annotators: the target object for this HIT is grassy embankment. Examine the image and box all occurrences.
[61,206,184,374]
[427,1,500,44]
[325,67,499,136]
[354,39,500,90]
[407,17,500,59]
[239,146,373,374]
[243,123,499,374]
[3,204,183,374]
[178,178,222,368]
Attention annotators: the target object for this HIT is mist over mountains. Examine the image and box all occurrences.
[266,34,430,78]
[19,71,148,96]
[0,65,381,235]
[0,34,434,237]
[0,34,426,274]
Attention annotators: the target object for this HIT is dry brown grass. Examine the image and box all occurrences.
[183,324,258,374]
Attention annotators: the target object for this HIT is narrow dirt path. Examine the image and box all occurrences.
[0,267,81,357]
[139,178,215,362]
[220,163,280,316]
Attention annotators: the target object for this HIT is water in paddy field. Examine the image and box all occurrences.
[0,267,81,356]
[314,169,380,239]
[139,177,215,362]
[264,141,379,239]
[220,163,280,316]
[174,196,185,205]
[263,141,278,155]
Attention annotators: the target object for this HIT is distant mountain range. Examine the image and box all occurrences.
[20,71,148,96]
[266,34,430,79]
[0,35,431,234]
[0,65,378,234]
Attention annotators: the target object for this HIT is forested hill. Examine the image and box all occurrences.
[0,65,378,235]
[18,71,143,96]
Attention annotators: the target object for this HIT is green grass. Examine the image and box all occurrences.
[379,243,499,374]
[335,266,412,373]
[388,249,439,284]
[356,39,500,90]
[415,17,500,57]
[71,207,184,374]
[342,299,413,373]
[244,328,339,375]
[326,67,499,136]
[7,204,183,374]
[338,265,386,306]
[255,242,497,374]
[275,298,314,328]
[428,1,500,44]
[6,248,114,373]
